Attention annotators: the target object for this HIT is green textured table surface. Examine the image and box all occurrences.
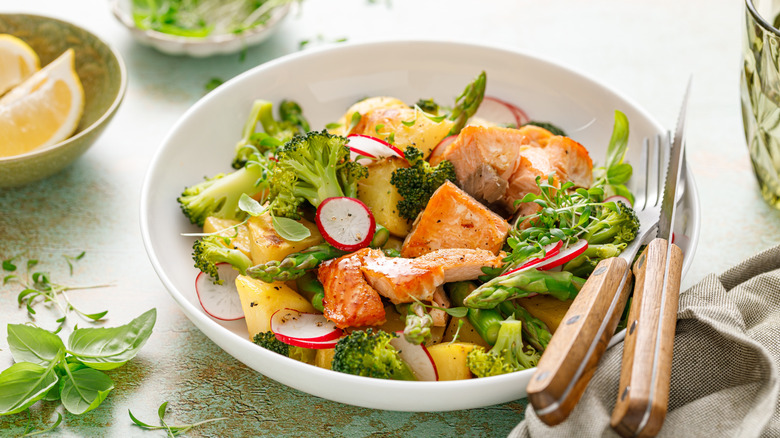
[2,0,780,436]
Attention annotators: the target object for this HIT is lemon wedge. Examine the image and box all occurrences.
[0,34,40,96]
[0,49,84,157]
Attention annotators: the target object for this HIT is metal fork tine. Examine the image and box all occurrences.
[635,137,650,211]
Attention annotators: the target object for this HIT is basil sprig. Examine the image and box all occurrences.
[0,309,156,417]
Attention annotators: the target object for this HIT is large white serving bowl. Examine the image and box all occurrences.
[140,40,700,412]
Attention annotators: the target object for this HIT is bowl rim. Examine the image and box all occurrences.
[109,0,291,46]
[0,13,128,164]
[139,38,701,411]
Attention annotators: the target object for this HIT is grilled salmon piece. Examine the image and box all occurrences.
[361,248,503,304]
[437,125,526,181]
[317,251,386,329]
[401,181,510,258]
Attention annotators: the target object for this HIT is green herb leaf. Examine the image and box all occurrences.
[606,163,632,185]
[2,257,17,271]
[325,122,342,130]
[271,215,312,242]
[130,401,227,436]
[445,307,469,318]
[205,77,224,92]
[401,119,416,127]
[7,324,65,365]
[605,110,629,168]
[3,274,17,284]
[348,111,361,133]
[59,367,114,415]
[67,309,156,371]
[0,359,60,415]
[238,193,266,217]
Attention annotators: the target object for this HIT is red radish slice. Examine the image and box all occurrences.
[429,134,457,164]
[270,308,343,343]
[347,134,405,162]
[195,263,245,321]
[535,239,589,271]
[275,335,339,349]
[605,195,633,208]
[502,241,564,276]
[316,197,376,251]
[389,331,438,381]
[474,96,522,127]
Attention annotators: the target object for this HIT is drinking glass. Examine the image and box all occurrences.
[742,0,780,208]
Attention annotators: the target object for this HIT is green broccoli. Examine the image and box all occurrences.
[192,235,253,284]
[415,98,439,115]
[233,99,311,168]
[580,201,639,245]
[268,130,368,219]
[178,158,269,227]
[466,316,540,378]
[389,146,457,221]
[252,331,316,364]
[331,329,417,380]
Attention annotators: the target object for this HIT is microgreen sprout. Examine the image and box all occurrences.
[129,401,227,437]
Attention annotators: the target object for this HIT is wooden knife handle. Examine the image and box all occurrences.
[611,238,683,437]
[527,257,633,426]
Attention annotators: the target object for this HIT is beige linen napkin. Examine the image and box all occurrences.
[511,244,780,438]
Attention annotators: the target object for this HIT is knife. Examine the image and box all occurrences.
[610,85,689,437]
[526,85,690,427]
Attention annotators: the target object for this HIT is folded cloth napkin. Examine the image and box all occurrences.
[510,244,780,438]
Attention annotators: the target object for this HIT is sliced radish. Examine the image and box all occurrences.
[502,241,563,276]
[275,335,339,349]
[347,134,405,162]
[195,263,245,321]
[389,331,438,381]
[535,239,589,271]
[605,195,632,208]
[270,308,343,343]
[429,134,457,165]
[474,96,522,127]
[316,197,376,251]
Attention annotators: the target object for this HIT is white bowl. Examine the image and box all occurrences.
[140,40,700,411]
[110,0,290,57]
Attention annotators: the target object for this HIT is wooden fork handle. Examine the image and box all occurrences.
[611,238,683,437]
[527,257,633,425]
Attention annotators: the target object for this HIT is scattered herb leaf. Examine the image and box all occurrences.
[129,401,227,437]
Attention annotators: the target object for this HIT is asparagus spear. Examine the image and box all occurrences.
[464,268,585,309]
[498,300,552,352]
[447,282,504,346]
[447,71,487,136]
[296,271,325,312]
[398,302,434,345]
[246,243,346,283]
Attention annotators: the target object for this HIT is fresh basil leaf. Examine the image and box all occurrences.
[606,163,632,185]
[67,309,156,370]
[605,110,629,168]
[0,360,60,415]
[238,194,266,217]
[60,367,113,415]
[271,216,311,242]
[7,324,65,366]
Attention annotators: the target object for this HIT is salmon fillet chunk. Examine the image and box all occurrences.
[401,181,510,258]
[361,248,503,304]
[317,251,386,329]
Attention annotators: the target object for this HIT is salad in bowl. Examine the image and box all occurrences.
[140,40,698,411]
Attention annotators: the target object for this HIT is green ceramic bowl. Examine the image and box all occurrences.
[0,14,127,188]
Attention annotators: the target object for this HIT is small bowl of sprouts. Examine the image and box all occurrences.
[110,0,294,57]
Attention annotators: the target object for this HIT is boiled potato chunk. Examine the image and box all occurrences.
[203,217,252,258]
[246,212,323,265]
[315,348,336,370]
[441,316,491,348]
[427,342,477,381]
[354,107,454,158]
[329,97,408,136]
[357,157,411,237]
[516,295,574,333]
[235,275,315,338]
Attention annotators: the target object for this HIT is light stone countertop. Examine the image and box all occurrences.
[1,0,778,436]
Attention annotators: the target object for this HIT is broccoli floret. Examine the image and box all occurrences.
[178,159,269,227]
[390,146,457,221]
[466,316,540,378]
[331,329,417,380]
[233,99,311,168]
[252,331,316,364]
[581,202,639,245]
[193,235,253,284]
[268,130,368,219]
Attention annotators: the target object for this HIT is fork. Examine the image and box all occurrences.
[525,133,671,426]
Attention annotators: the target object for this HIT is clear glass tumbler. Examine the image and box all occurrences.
[742,0,780,208]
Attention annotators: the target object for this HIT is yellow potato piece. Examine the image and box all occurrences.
[441,316,491,348]
[235,275,315,338]
[516,295,574,333]
[246,212,323,265]
[427,342,477,381]
[203,217,252,258]
[315,348,336,370]
[356,106,454,158]
[357,157,411,237]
